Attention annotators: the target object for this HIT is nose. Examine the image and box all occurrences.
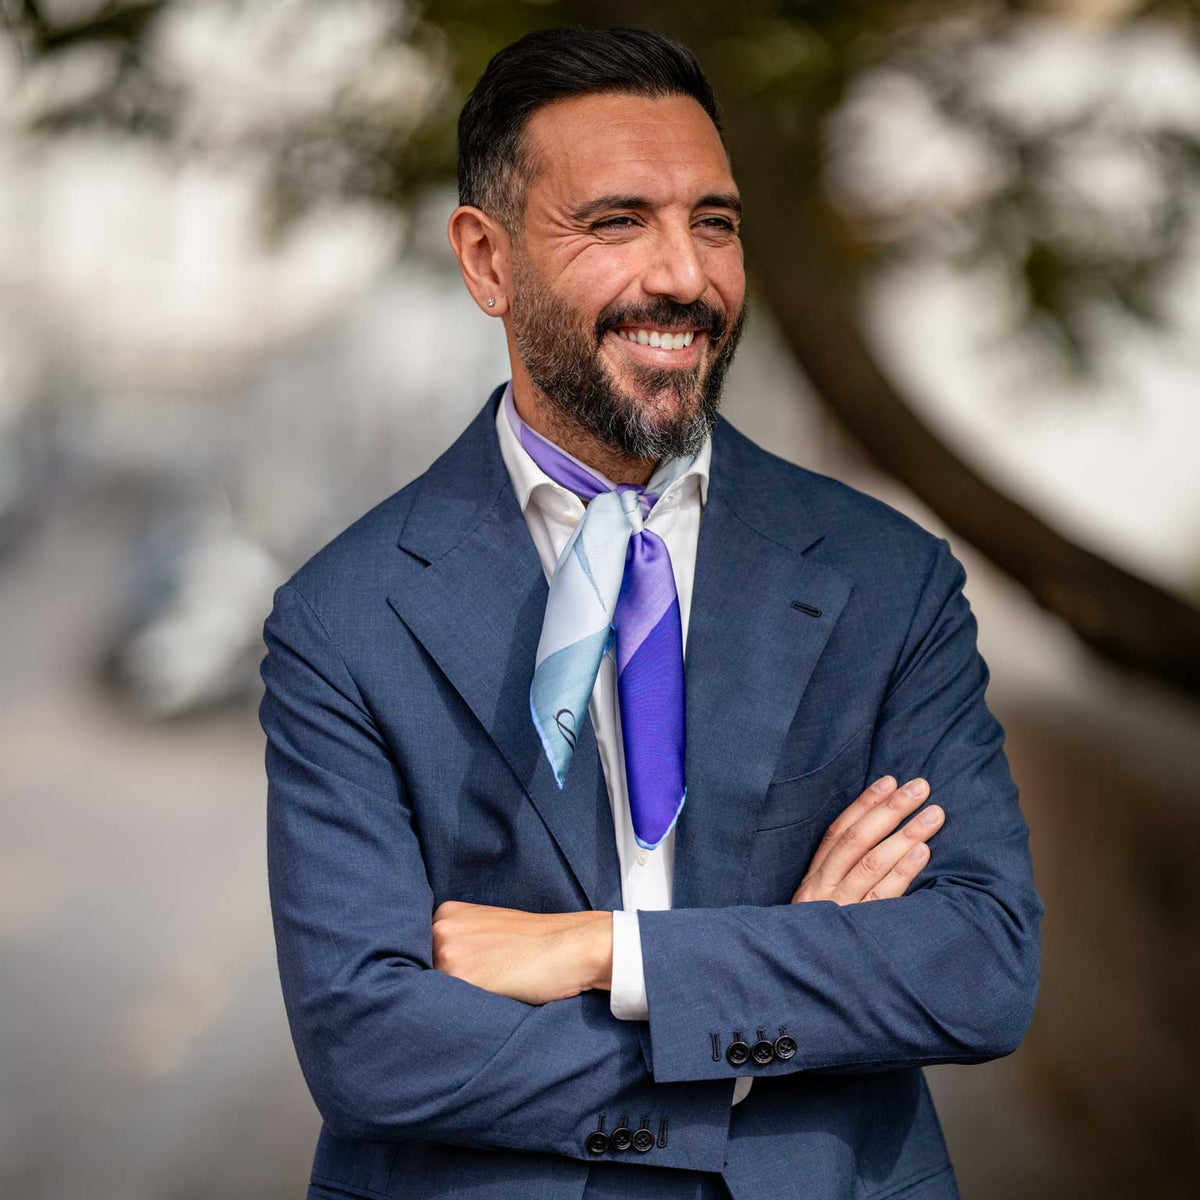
[638,218,707,306]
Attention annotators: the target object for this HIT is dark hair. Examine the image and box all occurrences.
[456,26,725,240]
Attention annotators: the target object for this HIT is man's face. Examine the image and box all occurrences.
[506,91,747,462]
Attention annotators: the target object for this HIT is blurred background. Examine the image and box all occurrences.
[2,1,1199,1196]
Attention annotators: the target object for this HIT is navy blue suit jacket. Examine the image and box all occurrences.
[260,382,1042,1200]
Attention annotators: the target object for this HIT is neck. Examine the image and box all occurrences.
[510,379,658,488]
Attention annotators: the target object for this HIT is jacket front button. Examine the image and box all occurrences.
[586,1131,610,1155]
[632,1128,655,1153]
[726,1038,751,1067]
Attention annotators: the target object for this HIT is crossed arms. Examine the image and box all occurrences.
[426,768,951,1009]
[260,536,1043,1172]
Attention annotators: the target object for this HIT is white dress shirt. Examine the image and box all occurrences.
[495,380,753,1106]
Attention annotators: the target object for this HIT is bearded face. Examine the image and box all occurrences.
[508,240,748,463]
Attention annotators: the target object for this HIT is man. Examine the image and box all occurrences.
[260,26,1042,1200]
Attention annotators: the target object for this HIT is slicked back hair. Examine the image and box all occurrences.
[456,26,725,244]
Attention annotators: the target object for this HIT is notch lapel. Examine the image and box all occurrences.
[387,387,623,913]
[672,421,854,910]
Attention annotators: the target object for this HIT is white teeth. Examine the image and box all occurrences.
[617,328,697,349]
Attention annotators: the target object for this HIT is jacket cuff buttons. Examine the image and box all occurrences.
[723,1027,796,1068]
[586,1113,666,1156]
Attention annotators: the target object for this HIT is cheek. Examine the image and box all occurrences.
[563,245,643,301]
[706,251,745,307]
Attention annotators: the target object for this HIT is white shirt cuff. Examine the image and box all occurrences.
[608,909,649,1021]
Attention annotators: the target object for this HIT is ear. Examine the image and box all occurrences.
[447,206,511,317]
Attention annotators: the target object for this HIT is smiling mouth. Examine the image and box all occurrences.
[607,327,708,361]
[615,325,700,349]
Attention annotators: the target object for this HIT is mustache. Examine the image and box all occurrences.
[597,302,727,342]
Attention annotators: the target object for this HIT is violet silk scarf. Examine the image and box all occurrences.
[503,384,693,851]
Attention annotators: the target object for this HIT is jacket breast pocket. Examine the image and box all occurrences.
[745,721,876,905]
[755,720,874,833]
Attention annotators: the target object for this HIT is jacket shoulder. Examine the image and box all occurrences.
[276,477,422,613]
[272,384,504,619]
[717,417,945,565]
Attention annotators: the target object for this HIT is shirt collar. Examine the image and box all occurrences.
[494,378,712,515]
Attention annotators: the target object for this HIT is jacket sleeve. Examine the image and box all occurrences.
[635,536,1044,1084]
[260,581,733,1169]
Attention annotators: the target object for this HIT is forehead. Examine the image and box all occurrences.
[521,91,736,212]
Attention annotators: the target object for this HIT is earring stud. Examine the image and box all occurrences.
[487,298,496,307]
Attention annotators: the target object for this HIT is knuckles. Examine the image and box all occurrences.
[840,822,865,846]
[859,850,883,876]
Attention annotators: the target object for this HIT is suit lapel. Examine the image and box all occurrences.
[388,385,853,916]
[672,422,854,910]
[388,386,623,912]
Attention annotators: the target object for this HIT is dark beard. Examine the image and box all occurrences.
[508,252,748,463]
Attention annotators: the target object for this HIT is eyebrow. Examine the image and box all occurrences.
[568,192,743,223]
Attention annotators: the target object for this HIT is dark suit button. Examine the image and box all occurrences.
[586,1131,610,1155]
[611,1125,633,1151]
[726,1039,751,1067]
[752,1038,775,1064]
[632,1128,654,1153]
[774,1034,797,1060]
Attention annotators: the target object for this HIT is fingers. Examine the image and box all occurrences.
[833,804,942,903]
[809,776,900,874]
[808,776,931,884]
[861,840,930,901]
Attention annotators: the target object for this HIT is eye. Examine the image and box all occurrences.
[593,216,637,230]
[698,216,738,232]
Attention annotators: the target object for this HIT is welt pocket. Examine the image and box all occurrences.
[755,721,874,832]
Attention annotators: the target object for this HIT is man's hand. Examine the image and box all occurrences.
[791,775,943,905]
[432,900,613,1005]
